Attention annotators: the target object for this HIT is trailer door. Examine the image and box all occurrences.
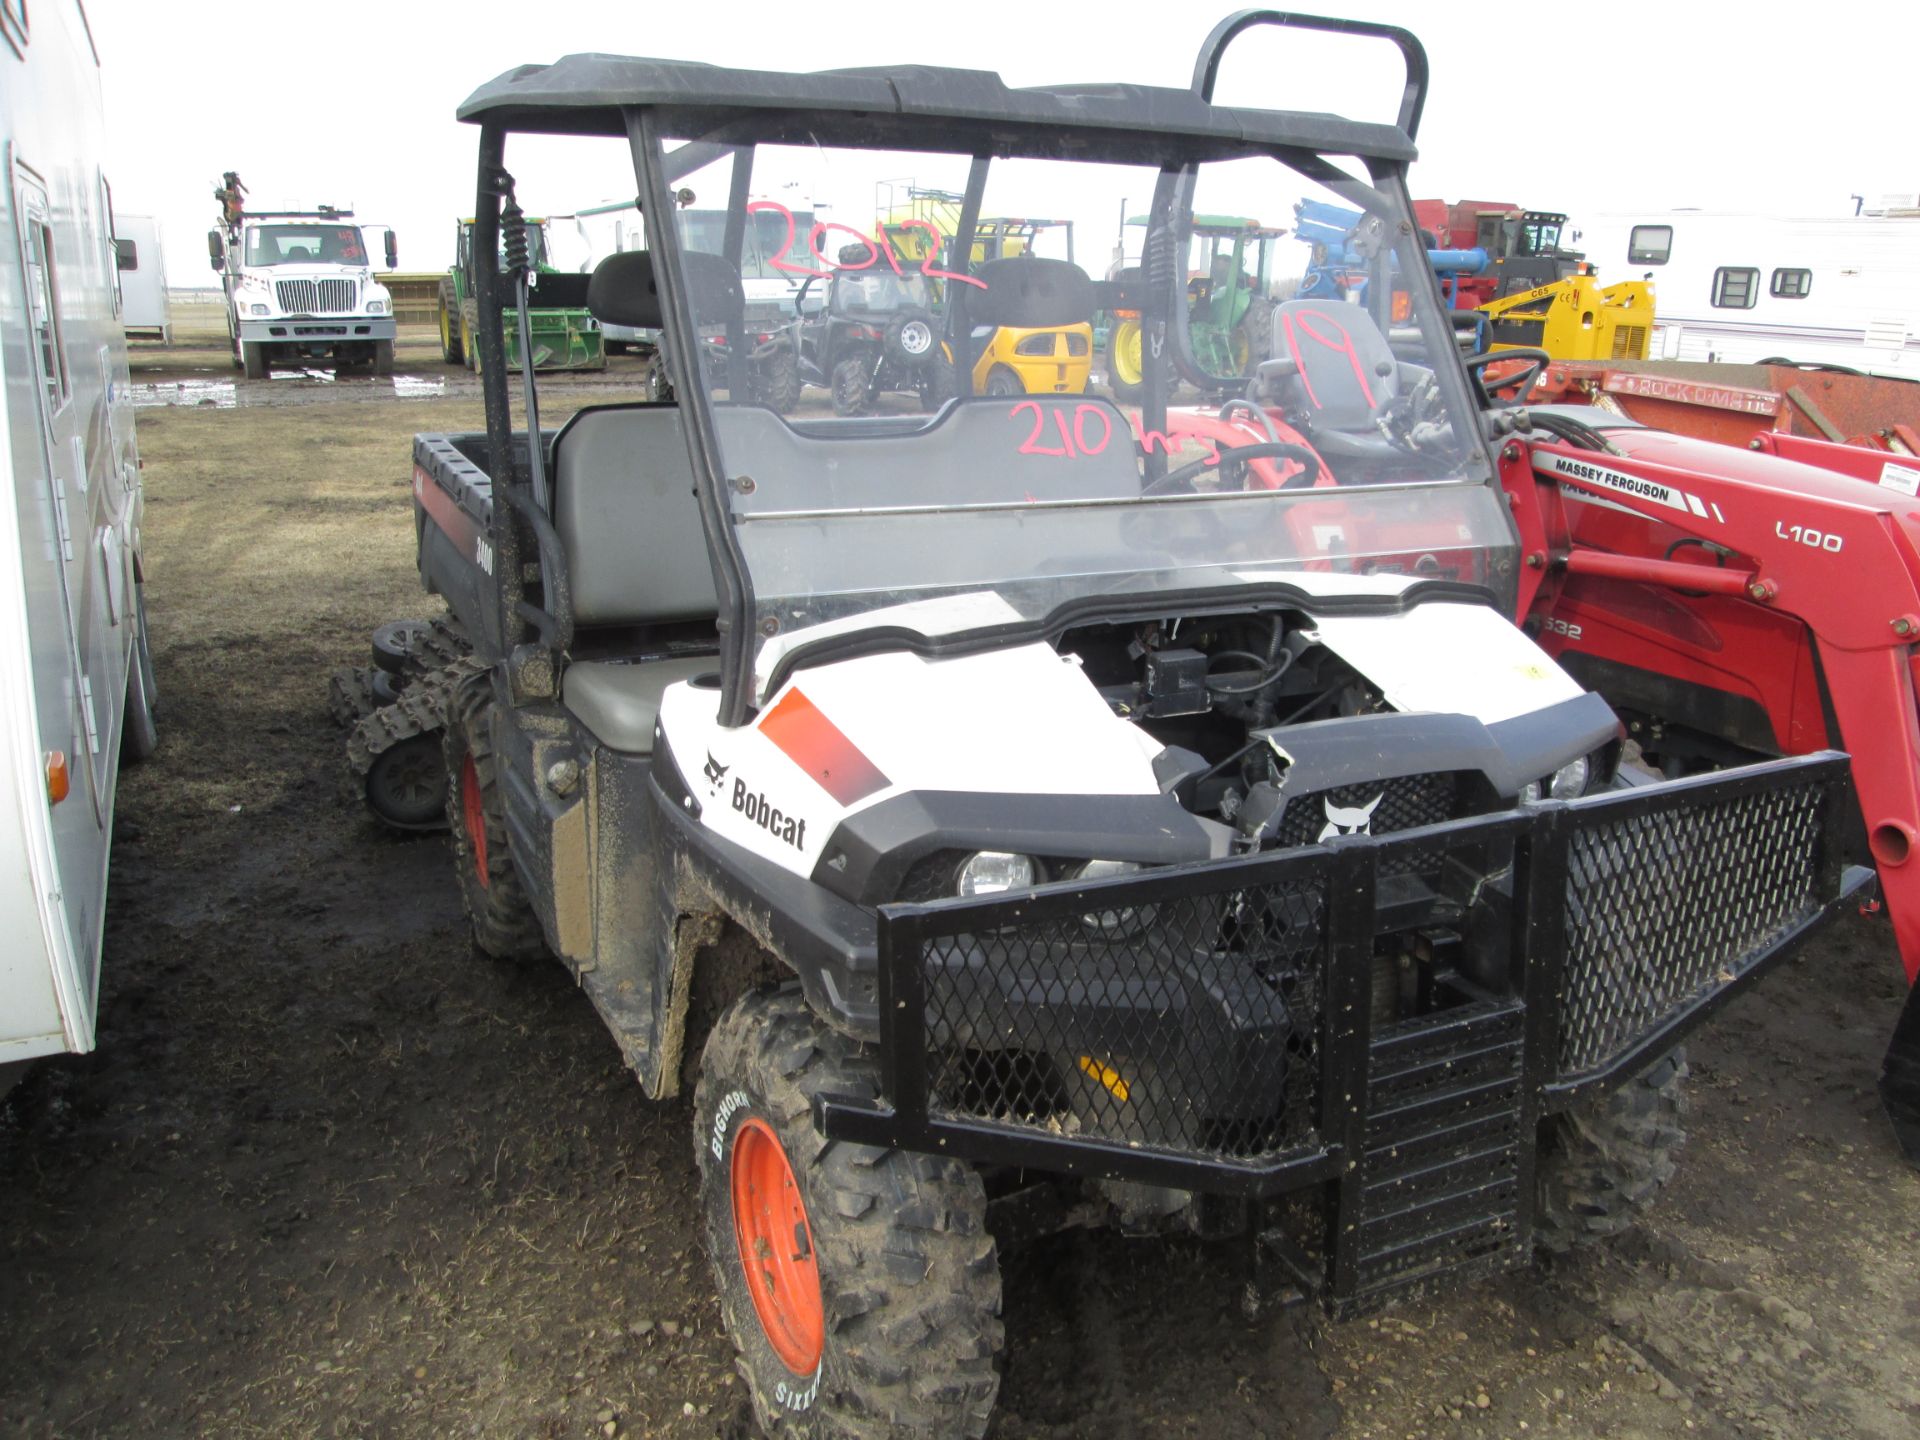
[12,160,110,1015]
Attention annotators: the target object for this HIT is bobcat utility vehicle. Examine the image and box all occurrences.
[384,12,1866,1436]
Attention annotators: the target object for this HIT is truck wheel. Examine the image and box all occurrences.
[372,340,395,377]
[121,580,159,764]
[443,678,545,961]
[241,341,269,380]
[439,280,464,365]
[1535,1049,1689,1254]
[695,988,1002,1439]
[831,355,874,417]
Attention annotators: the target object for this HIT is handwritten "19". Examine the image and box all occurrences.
[746,201,987,291]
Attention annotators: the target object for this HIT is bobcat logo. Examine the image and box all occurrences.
[1317,792,1383,842]
[702,752,729,793]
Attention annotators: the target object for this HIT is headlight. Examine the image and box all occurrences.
[955,851,1036,896]
[248,303,269,317]
[1520,756,1593,804]
[366,299,387,315]
[1072,859,1154,937]
[1548,755,1590,799]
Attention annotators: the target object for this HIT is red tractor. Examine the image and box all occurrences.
[1197,355,1920,1162]
[1491,390,1920,1163]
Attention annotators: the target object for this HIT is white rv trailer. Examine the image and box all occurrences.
[1573,201,1920,378]
[1,0,157,1071]
[111,213,169,343]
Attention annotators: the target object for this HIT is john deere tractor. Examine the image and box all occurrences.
[1106,215,1285,402]
[439,217,605,372]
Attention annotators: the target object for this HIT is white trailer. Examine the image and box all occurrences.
[1573,202,1920,378]
[1,0,158,1072]
[112,213,169,343]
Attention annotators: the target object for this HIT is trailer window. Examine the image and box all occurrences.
[115,238,139,271]
[1771,267,1812,299]
[24,219,71,412]
[1627,225,1672,265]
[1711,266,1759,309]
[0,0,24,61]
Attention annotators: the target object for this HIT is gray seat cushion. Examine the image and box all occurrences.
[551,406,717,627]
[563,656,717,753]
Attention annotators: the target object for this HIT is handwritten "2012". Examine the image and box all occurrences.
[746,201,988,290]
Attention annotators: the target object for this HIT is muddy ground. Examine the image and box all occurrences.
[1,314,1917,1439]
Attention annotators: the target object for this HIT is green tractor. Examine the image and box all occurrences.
[1105,215,1286,403]
[438,217,605,372]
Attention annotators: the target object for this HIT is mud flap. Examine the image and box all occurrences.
[1879,981,1920,1169]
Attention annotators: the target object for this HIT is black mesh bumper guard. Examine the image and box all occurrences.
[818,753,1868,1300]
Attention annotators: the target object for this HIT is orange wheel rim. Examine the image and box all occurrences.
[461,754,488,886]
[730,1116,824,1374]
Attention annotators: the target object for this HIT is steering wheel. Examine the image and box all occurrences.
[1142,440,1323,496]
[1463,347,1550,410]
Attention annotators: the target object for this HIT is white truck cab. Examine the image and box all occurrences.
[211,208,398,377]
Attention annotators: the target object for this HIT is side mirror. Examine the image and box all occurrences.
[207,228,224,272]
[384,231,398,269]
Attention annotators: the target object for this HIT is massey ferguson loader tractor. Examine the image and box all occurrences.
[1492,401,1920,1164]
[358,13,1866,1436]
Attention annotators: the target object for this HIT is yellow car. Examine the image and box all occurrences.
[971,321,1094,396]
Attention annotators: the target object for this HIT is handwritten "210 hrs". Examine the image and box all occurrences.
[746,201,988,290]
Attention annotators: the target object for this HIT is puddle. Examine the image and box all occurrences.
[128,379,237,409]
[131,373,454,410]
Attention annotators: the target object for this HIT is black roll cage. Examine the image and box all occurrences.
[464,12,1464,729]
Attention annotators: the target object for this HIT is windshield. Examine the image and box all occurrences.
[653,138,1511,694]
[245,224,367,266]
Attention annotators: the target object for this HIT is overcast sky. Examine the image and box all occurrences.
[88,0,1914,279]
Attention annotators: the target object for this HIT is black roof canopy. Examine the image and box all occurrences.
[455,54,1418,166]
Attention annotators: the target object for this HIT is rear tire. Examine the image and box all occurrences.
[439,279,465,365]
[1535,1049,1689,1253]
[241,341,269,380]
[752,340,803,414]
[695,988,1003,1439]
[443,676,546,961]
[831,354,875,417]
[915,356,958,413]
[982,364,1023,398]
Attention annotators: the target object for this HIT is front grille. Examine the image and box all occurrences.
[1612,325,1648,358]
[1558,780,1826,1073]
[924,874,1328,1162]
[275,278,357,314]
[1272,773,1462,850]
